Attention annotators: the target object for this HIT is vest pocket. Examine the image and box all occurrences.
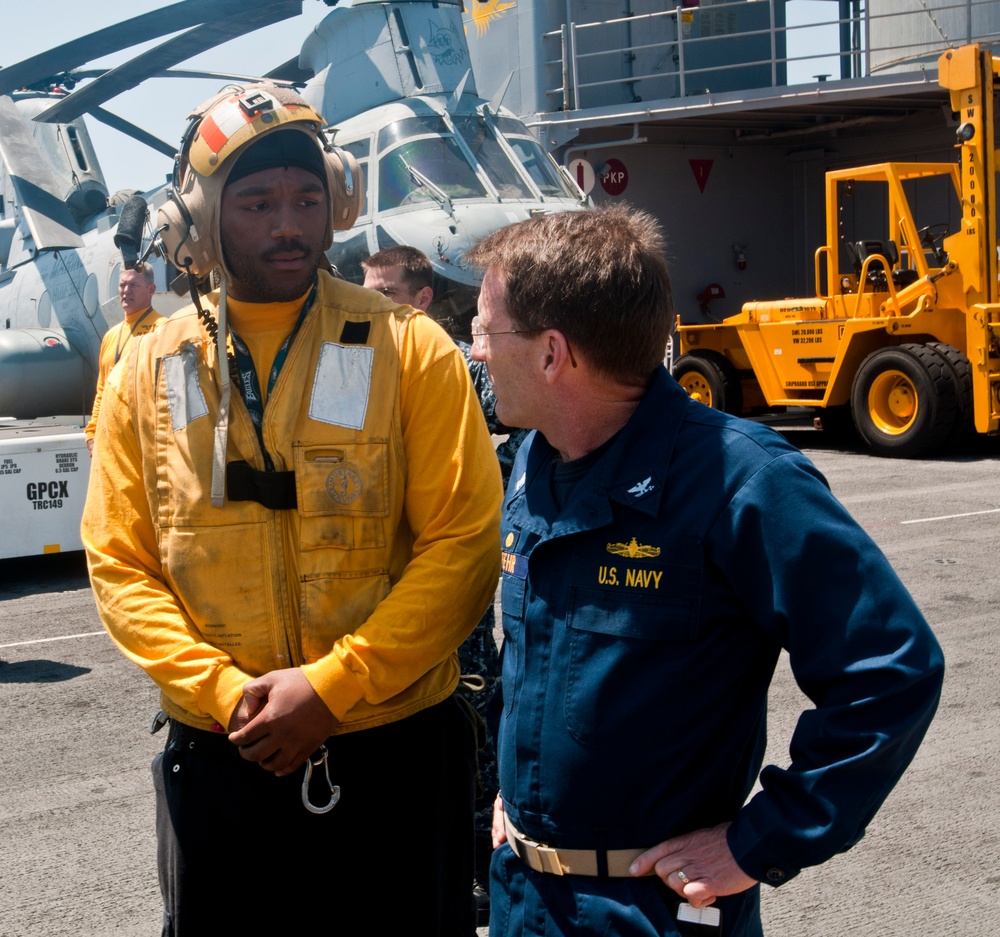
[300,569,391,661]
[294,441,389,550]
[160,524,274,678]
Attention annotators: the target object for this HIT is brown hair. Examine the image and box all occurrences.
[362,246,433,291]
[121,262,155,287]
[465,204,672,386]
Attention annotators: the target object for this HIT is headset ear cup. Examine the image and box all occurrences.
[157,187,217,277]
[325,147,364,234]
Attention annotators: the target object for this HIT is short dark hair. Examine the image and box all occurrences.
[121,262,155,287]
[465,204,672,386]
[362,246,433,291]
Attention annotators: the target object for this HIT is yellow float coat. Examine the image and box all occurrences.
[84,306,165,442]
[82,272,501,733]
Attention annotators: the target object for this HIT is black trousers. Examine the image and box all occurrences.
[153,696,477,936]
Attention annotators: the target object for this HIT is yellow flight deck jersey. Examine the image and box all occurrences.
[84,306,165,442]
[81,271,502,734]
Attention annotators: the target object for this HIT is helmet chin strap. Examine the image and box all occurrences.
[210,279,231,508]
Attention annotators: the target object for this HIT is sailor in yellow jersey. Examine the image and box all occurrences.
[84,262,164,455]
[81,83,501,935]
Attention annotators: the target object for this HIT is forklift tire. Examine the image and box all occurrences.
[925,342,974,444]
[672,351,743,415]
[851,344,959,457]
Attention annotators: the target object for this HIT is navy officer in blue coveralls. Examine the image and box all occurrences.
[465,204,944,937]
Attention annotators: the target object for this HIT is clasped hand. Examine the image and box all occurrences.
[227,668,338,777]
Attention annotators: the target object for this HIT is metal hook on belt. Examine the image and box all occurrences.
[301,743,340,815]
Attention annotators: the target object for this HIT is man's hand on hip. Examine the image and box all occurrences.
[491,794,508,849]
[628,822,758,909]
[228,668,338,776]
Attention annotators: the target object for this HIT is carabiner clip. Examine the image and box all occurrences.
[301,743,341,815]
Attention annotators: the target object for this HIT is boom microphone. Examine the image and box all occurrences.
[114,194,148,269]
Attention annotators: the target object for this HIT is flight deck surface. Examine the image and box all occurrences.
[1,429,998,936]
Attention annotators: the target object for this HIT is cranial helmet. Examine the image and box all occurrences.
[158,83,363,280]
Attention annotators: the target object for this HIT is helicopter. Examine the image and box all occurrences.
[296,0,588,334]
[0,0,587,420]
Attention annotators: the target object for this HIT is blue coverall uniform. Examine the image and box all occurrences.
[492,367,944,936]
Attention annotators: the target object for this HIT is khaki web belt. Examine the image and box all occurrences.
[504,812,649,877]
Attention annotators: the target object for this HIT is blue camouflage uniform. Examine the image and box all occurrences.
[455,339,529,887]
[458,340,528,487]
[491,367,944,936]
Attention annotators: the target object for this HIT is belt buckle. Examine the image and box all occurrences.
[531,843,566,876]
[514,831,565,875]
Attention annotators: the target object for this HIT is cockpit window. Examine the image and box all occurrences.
[378,136,487,211]
[507,137,576,198]
[453,114,533,200]
[378,116,449,153]
[336,139,371,218]
[493,118,576,199]
[339,138,371,159]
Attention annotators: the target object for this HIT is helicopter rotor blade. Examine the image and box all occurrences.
[55,67,301,86]
[89,107,178,161]
[0,0,301,97]
[265,56,314,85]
[86,57,304,161]
[35,1,302,125]
[140,68,298,85]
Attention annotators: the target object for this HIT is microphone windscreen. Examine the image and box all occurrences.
[114,195,148,267]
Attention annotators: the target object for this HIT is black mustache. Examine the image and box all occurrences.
[262,239,313,259]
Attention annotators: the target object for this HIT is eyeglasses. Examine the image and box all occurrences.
[470,315,541,351]
[373,286,411,301]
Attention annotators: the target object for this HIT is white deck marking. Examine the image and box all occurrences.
[901,507,1000,525]
[0,631,105,650]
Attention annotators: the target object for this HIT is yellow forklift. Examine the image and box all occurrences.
[673,44,1000,457]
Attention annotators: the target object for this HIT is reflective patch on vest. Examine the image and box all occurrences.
[163,343,209,431]
[310,342,374,430]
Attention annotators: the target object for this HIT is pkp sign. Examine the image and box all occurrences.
[599,158,628,196]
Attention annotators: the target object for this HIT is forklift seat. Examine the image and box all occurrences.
[855,239,898,269]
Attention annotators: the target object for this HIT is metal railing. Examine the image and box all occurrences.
[543,0,1000,112]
